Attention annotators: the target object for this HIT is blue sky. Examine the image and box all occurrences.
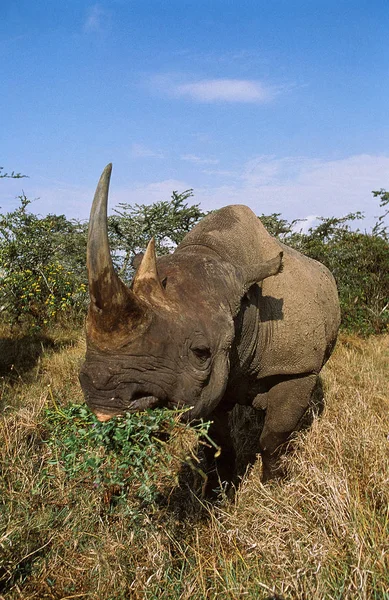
[2,0,389,228]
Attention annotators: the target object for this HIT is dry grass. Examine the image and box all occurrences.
[0,328,388,599]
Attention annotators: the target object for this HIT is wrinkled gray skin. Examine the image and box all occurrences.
[80,164,341,484]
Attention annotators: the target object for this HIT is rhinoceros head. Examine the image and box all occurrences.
[80,165,282,422]
[80,165,233,422]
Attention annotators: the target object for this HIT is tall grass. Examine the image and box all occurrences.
[0,327,388,599]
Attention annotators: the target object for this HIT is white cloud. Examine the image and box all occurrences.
[84,4,105,33]
[174,78,276,103]
[293,215,319,234]
[131,144,165,159]
[181,154,219,165]
[194,154,389,227]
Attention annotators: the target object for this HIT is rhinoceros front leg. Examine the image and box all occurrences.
[258,373,320,481]
[204,408,237,494]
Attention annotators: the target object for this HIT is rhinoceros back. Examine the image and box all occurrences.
[178,205,282,286]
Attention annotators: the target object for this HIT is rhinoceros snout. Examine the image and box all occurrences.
[79,369,166,416]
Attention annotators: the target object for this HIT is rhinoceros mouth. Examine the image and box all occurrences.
[91,394,164,422]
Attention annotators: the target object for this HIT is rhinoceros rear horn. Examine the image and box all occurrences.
[87,164,147,334]
[132,238,166,304]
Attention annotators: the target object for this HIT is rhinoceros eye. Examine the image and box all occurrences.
[190,345,211,364]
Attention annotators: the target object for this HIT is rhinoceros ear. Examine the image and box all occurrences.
[243,251,283,292]
[131,252,144,270]
[132,238,166,304]
[227,250,283,319]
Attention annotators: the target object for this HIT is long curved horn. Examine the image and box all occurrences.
[87,164,146,332]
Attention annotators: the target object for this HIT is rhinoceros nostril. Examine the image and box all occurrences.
[128,395,162,411]
[131,391,154,402]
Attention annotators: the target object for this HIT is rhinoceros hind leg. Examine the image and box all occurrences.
[259,373,320,482]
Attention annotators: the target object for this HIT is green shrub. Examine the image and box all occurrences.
[260,204,389,335]
[0,195,88,328]
[43,403,211,511]
[304,230,389,334]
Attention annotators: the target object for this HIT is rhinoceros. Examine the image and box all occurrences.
[80,164,340,483]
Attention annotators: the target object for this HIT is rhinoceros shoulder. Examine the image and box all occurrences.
[257,242,340,376]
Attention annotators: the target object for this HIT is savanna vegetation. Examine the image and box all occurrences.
[1,184,388,334]
[1,173,388,598]
[1,326,388,598]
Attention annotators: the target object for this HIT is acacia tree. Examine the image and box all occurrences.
[108,189,206,280]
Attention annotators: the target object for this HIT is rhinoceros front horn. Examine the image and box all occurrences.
[87,164,147,335]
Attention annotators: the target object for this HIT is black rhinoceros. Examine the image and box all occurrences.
[80,164,340,482]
